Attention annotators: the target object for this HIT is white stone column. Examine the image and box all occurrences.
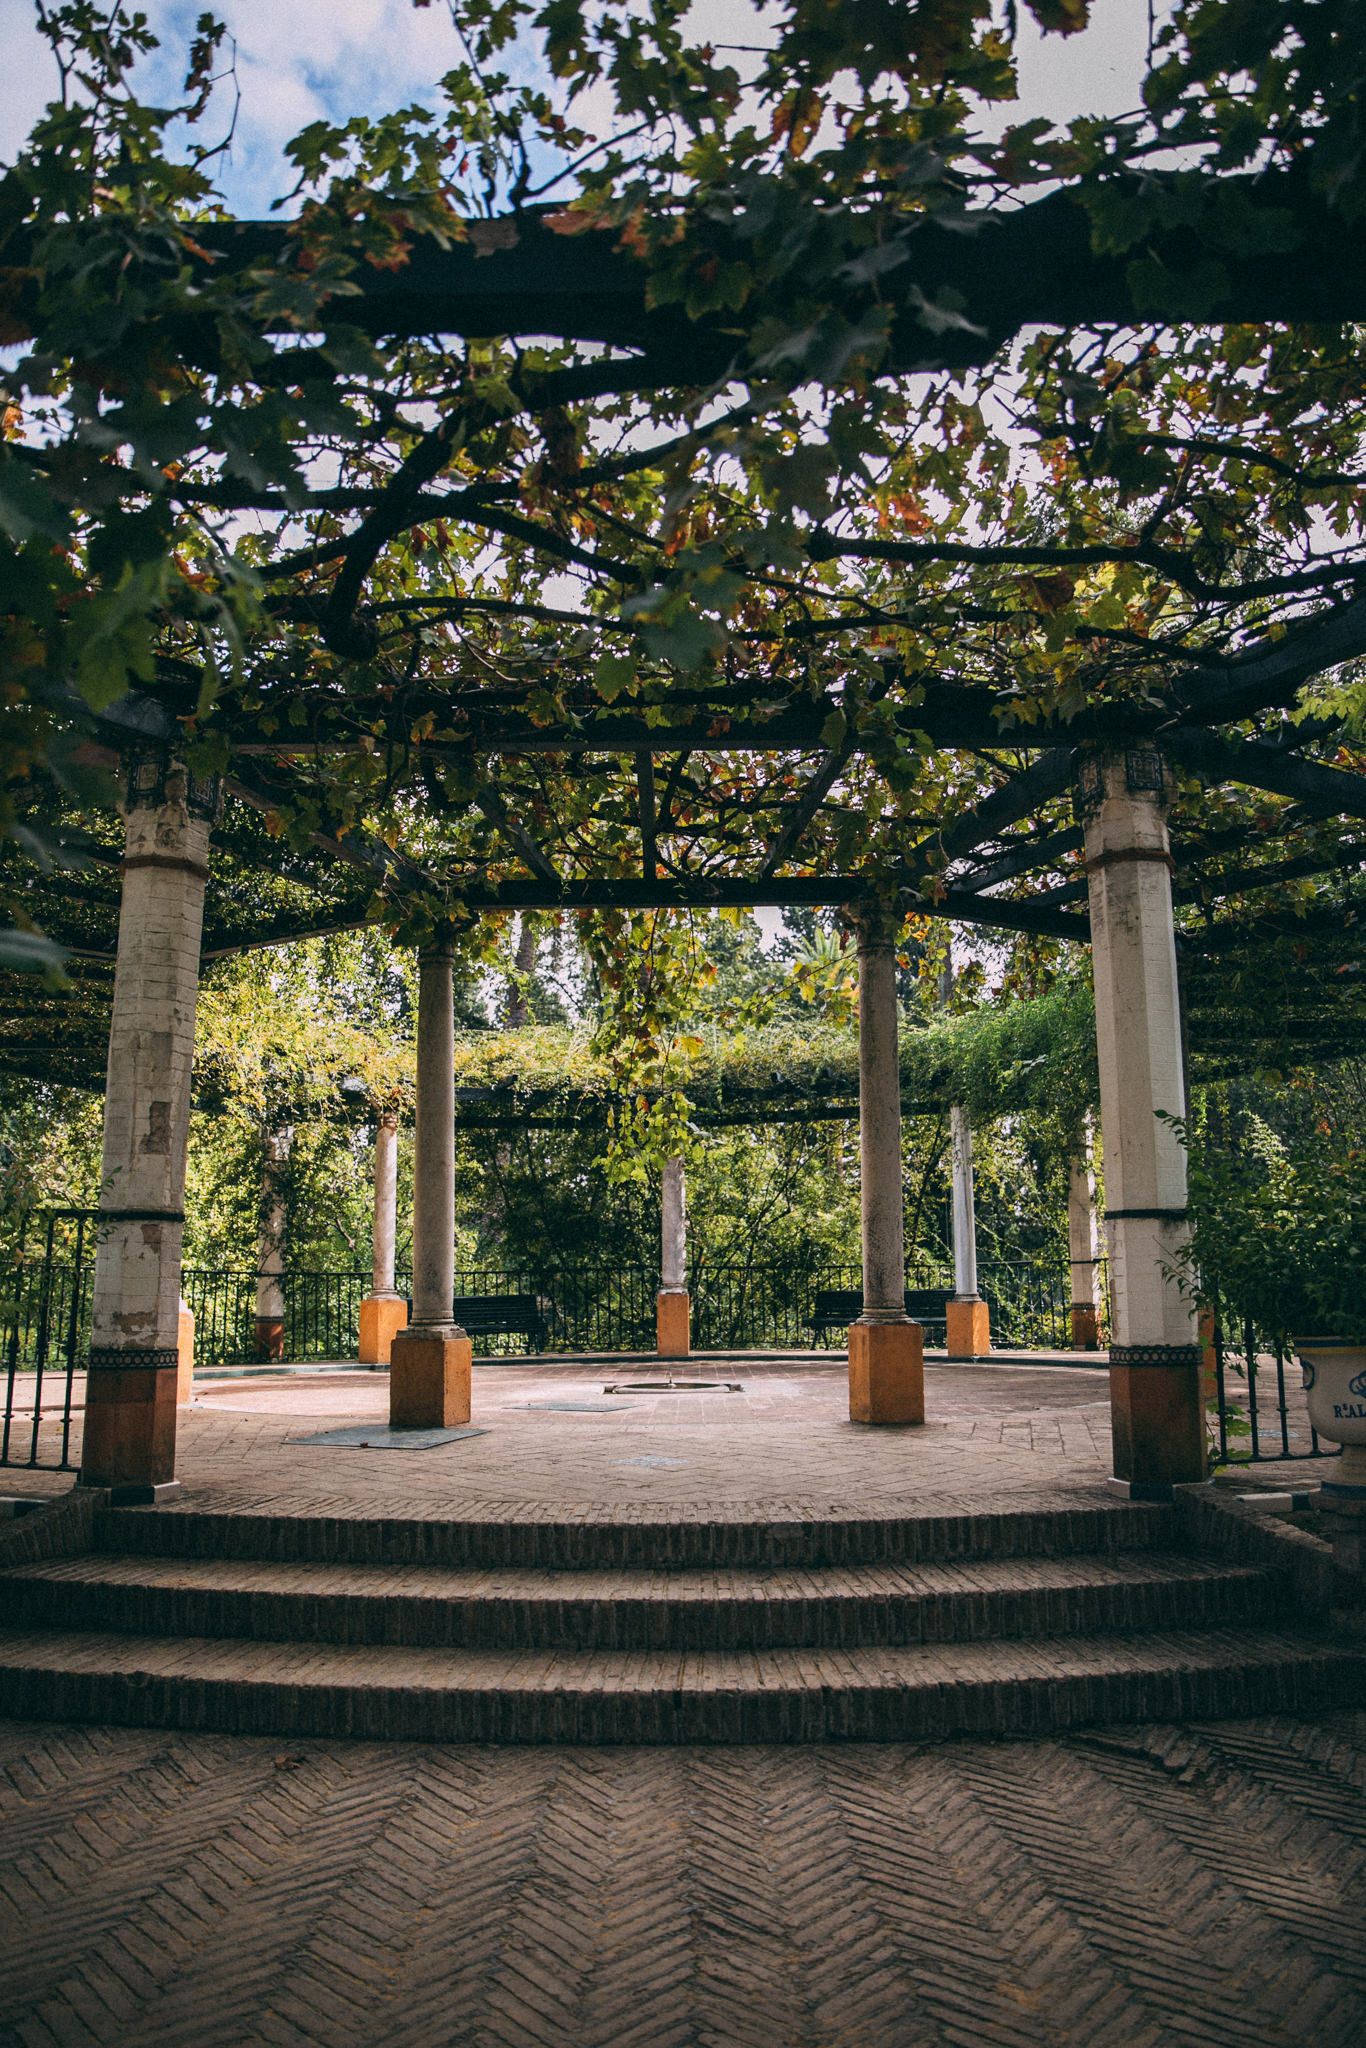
[950,1106,978,1299]
[939,946,989,1360]
[656,1154,690,1357]
[945,1104,990,1357]
[1081,746,1204,1485]
[373,1113,399,1295]
[254,1126,291,1361]
[359,1111,406,1365]
[1068,1118,1102,1350]
[82,748,216,1496]
[850,911,923,1423]
[389,939,471,1425]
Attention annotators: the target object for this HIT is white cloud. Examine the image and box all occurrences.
[0,0,543,215]
[1,0,1169,217]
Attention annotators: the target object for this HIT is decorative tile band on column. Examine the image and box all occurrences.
[1110,1345,1204,1367]
[88,1348,180,1372]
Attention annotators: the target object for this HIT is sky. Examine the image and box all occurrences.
[0,0,1161,217]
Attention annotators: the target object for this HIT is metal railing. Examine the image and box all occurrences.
[179,1258,1098,1361]
[0,1210,96,1471]
[1208,1313,1333,1466]
[1,1219,1336,1475]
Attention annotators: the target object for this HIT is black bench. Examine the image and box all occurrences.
[449,1293,550,1353]
[807,1286,955,1345]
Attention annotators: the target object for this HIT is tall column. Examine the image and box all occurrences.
[1080,746,1204,1488]
[359,1111,407,1365]
[945,1104,990,1359]
[656,1155,690,1358]
[849,911,923,1424]
[253,1126,291,1361]
[388,939,471,1426]
[81,748,217,1498]
[939,948,989,1359]
[1068,1118,1102,1350]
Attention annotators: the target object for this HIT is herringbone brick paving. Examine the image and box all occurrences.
[1,1710,1362,2047]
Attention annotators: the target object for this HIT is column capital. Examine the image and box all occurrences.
[417,931,461,968]
[1073,744,1173,822]
[121,741,221,823]
[853,904,899,955]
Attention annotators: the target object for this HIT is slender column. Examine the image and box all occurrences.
[940,949,989,1359]
[945,1105,990,1358]
[81,749,217,1497]
[1068,1118,1102,1350]
[656,1155,690,1358]
[1080,746,1204,1487]
[373,1113,399,1296]
[389,940,471,1425]
[950,1107,978,1299]
[253,1126,291,1361]
[849,911,923,1423]
[359,1111,407,1365]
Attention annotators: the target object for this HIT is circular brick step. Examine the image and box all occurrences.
[0,1624,1357,1743]
[0,1549,1280,1651]
[93,1496,1177,1569]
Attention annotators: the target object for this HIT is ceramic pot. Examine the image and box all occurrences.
[1296,1339,1366,1445]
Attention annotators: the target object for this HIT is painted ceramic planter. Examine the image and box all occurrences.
[1297,1339,1366,1445]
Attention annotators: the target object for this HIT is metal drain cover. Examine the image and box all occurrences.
[602,1380,742,1393]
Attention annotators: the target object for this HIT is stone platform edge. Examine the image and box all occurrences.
[1174,1487,1335,1617]
[0,1488,102,1571]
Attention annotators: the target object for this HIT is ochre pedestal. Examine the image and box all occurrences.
[946,1297,991,1360]
[1109,1353,1207,1486]
[80,1365,178,1487]
[359,1295,408,1366]
[254,1316,284,1363]
[657,1289,690,1359]
[389,1331,472,1428]
[1197,1309,1218,1403]
[176,1300,195,1405]
[1070,1303,1101,1352]
[848,1319,924,1425]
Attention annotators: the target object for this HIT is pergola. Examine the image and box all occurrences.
[8,189,1366,1503]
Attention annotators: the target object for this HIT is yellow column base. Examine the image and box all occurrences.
[1071,1303,1102,1352]
[946,1297,991,1359]
[848,1319,924,1425]
[176,1299,195,1405]
[389,1331,472,1428]
[1198,1307,1218,1404]
[359,1295,408,1366]
[657,1289,690,1359]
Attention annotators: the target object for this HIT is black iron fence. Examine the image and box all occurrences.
[1208,1312,1333,1467]
[181,1268,415,1370]
[12,1220,1330,1472]
[1,1210,96,1471]
[177,1257,1099,1361]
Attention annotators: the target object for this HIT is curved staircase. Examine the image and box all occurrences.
[0,1490,1358,1742]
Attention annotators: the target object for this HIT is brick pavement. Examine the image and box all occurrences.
[7,1354,1334,1510]
[1,1708,1363,2047]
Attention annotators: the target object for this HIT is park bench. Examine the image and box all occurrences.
[806,1285,956,1345]
[448,1292,550,1353]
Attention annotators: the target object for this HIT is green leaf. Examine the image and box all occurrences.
[594,650,637,702]
[0,462,69,544]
